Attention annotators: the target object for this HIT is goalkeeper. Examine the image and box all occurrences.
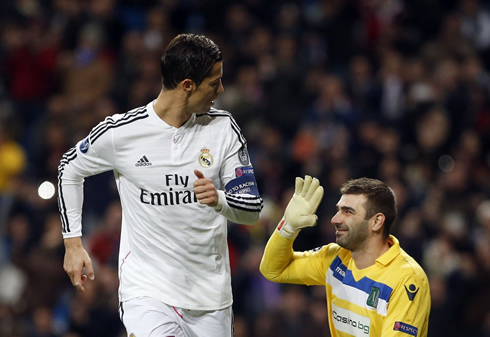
[260,176,430,336]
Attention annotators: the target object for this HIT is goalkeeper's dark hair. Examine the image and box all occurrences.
[340,178,397,238]
[160,34,222,90]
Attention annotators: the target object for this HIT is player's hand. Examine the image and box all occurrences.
[194,169,219,207]
[63,237,95,293]
[278,175,324,239]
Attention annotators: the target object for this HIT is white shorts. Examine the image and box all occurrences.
[119,297,234,337]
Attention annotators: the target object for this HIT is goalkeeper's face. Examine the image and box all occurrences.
[332,194,371,251]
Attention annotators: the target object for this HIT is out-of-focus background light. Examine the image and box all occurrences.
[38,181,55,200]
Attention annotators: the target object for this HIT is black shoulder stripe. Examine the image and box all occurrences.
[91,113,149,144]
[128,105,147,114]
[90,108,147,143]
[89,106,146,138]
[89,108,146,141]
[202,111,246,146]
[90,106,146,138]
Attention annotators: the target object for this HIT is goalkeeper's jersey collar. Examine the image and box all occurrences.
[375,235,401,267]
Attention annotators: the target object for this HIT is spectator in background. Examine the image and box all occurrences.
[0,123,26,195]
[59,22,114,110]
[10,213,68,314]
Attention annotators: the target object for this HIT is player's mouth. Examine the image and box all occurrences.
[335,227,348,235]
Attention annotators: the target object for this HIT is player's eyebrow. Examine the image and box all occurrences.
[336,205,356,214]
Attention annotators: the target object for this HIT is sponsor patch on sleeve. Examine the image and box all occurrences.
[226,166,259,196]
[235,166,254,178]
[393,322,418,336]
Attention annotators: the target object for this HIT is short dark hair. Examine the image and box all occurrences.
[340,178,397,238]
[160,34,223,90]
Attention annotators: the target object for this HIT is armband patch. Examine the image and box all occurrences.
[393,322,418,336]
[80,138,90,154]
[226,167,259,196]
[238,147,250,165]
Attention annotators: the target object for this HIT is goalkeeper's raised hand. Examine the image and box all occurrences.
[277,175,324,239]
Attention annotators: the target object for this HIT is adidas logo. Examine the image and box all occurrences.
[135,155,152,167]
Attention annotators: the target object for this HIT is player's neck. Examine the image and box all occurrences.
[153,89,192,128]
[350,236,390,270]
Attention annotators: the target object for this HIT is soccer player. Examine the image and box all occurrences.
[58,34,263,337]
[260,176,430,336]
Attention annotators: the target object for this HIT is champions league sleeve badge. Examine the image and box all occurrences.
[198,147,214,168]
[79,137,90,154]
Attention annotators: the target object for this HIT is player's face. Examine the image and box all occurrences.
[331,194,371,251]
[191,61,224,114]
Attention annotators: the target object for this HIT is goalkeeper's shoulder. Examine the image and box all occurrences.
[301,242,344,260]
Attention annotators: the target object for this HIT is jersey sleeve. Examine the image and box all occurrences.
[58,116,117,238]
[381,273,431,337]
[214,114,263,225]
[260,230,334,286]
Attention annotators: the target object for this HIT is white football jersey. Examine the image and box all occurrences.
[58,101,263,310]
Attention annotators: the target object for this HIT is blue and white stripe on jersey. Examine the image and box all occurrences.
[327,256,393,316]
[90,106,149,144]
[58,146,77,233]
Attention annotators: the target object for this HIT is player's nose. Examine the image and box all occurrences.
[331,212,342,225]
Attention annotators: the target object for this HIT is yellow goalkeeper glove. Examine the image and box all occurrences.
[277,175,324,239]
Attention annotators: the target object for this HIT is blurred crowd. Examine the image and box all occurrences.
[1,0,490,336]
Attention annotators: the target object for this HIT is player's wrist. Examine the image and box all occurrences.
[64,237,83,248]
[276,216,300,239]
[213,190,225,212]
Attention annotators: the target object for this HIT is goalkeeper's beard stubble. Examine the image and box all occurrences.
[335,219,369,251]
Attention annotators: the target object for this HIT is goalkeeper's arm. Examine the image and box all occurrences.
[260,176,324,283]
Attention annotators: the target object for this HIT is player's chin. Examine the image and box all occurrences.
[335,235,348,246]
[198,105,212,114]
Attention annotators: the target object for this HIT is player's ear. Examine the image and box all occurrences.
[182,79,194,93]
[371,213,385,232]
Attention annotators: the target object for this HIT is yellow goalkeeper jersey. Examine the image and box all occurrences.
[260,232,430,337]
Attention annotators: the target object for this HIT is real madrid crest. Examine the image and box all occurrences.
[198,147,214,168]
